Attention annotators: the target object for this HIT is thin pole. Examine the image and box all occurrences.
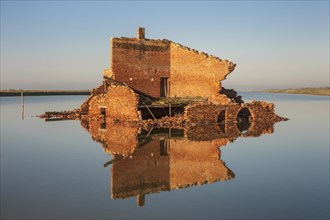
[169,102,171,117]
[145,127,154,139]
[21,92,24,106]
[143,103,156,120]
[21,92,24,120]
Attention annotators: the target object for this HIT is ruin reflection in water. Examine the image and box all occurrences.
[80,119,276,206]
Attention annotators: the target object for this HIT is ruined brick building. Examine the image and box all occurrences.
[77,27,285,126]
[38,27,287,207]
[103,27,236,102]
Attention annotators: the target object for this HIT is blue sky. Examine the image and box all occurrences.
[1,1,329,91]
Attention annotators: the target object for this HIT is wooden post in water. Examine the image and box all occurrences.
[21,92,24,120]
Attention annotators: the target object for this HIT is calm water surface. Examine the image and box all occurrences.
[1,93,329,219]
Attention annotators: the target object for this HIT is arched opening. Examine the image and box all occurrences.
[236,107,251,122]
[217,109,226,134]
[217,110,226,124]
[236,107,252,133]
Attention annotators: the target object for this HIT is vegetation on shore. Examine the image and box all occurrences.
[2,87,329,97]
[260,87,330,96]
[0,89,91,96]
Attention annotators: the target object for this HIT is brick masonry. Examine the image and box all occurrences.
[169,43,236,103]
[109,38,170,98]
[184,101,281,128]
[76,28,286,127]
[88,85,140,121]
[105,28,236,102]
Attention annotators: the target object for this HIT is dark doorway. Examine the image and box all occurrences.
[100,121,106,130]
[100,107,107,129]
[160,77,168,97]
[217,109,226,134]
[217,110,226,124]
[100,107,106,117]
[139,106,184,120]
[236,107,251,123]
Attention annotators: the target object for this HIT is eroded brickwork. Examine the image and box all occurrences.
[60,28,286,127]
[184,101,283,125]
[184,102,227,124]
[88,85,140,121]
[110,38,170,97]
[80,84,104,113]
[169,43,236,103]
[105,28,237,103]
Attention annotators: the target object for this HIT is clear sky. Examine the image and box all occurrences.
[1,1,329,91]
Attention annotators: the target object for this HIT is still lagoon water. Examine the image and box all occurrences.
[1,93,329,219]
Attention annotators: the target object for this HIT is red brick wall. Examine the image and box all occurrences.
[169,43,236,103]
[109,37,237,102]
[184,101,279,137]
[88,85,140,121]
[184,102,227,124]
[111,38,170,97]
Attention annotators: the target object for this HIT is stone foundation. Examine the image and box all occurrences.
[184,101,284,125]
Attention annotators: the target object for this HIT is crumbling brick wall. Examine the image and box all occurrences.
[184,102,227,125]
[224,105,248,122]
[110,38,170,97]
[169,42,236,104]
[225,101,279,123]
[80,84,104,113]
[88,85,140,121]
[246,101,277,122]
[185,101,280,125]
[106,30,237,102]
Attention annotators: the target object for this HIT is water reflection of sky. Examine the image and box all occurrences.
[0,93,329,219]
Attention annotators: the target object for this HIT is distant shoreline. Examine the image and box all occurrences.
[1,88,329,97]
[0,90,91,96]
[258,87,330,96]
